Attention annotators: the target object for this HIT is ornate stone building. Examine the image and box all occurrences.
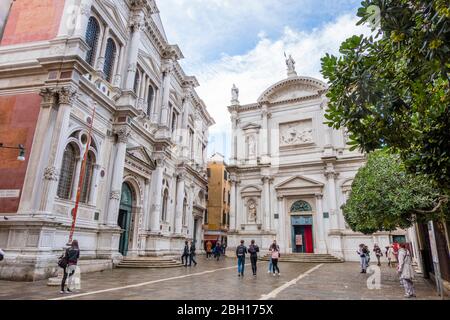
[227,56,408,261]
[0,0,214,280]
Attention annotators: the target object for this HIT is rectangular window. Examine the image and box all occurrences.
[204,210,208,224]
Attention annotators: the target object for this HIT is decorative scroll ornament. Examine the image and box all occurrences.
[44,167,59,181]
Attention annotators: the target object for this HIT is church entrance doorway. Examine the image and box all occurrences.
[291,215,314,253]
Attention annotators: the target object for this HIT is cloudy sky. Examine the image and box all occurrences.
[156,0,370,159]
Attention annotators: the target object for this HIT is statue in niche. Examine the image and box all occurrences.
[247,135,256,157]
[248,199,257,222]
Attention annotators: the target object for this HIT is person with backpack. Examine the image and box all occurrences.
[357,244,367,273]
[364,245,370,268]
[373,244,382,266]
[189,241,197,266]
[213,242,221,261]
[60,240,80,294]
[181,241,190,266]
[236,240,247,277]
[268,240,279,273]
[206,241,212,260]
[270,243,281,276]
[248,240,259,276]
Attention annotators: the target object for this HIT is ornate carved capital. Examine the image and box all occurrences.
[261,176,272,183]
[315,193,324,199]
[56,87,77,105]
[128,11,145,31]
[39,88,57,108]
[277,195,284,201]
[110,190,121,200]
[324,170,339,180]
[116,126,131,144]
[44,167,59,181]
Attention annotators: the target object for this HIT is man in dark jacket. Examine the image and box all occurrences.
[248,240,259,276]
[189,241,197,266]
[236,240,247,277]
[182,241,189,266]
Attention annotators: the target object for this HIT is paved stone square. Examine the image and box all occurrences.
[0,258,441,300]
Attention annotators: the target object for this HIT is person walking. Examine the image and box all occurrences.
[236,240,247,277]
[181,241,190,266]
[270,243,280,276]
[189,241,197,266]
[387,245,396,267]
[248,240,259,276]
[206,241,212,260]
[364,245,370,268]
[357,244,367,273]
[373,244,382,266]
[60,240,80,294]
[398,243,416,298]
[221,242,227,256]
[214,242,221,261]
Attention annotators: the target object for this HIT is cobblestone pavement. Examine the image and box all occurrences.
[0,258,441,300]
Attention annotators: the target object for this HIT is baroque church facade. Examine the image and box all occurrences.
[0,0,214,280]
[227,56,408,261]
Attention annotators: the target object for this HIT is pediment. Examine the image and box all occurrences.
[257,76,327,104]
[100,0,128,36]
[275,175,324,190]
[241,185,262,193]
[138,52,160,80]
[126,146,156,170]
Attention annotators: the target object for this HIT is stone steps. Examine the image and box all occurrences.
[260,253,343,263]
[116,257,183,269]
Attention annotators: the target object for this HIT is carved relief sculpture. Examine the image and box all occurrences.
[280,120,314,147]
[248,199,257,222]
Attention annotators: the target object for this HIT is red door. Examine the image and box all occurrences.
[303,225,313,253]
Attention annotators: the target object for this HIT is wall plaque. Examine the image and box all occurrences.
[0,189,20,198]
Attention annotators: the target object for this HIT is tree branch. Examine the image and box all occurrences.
[414,196,448,214]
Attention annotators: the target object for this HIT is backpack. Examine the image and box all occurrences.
[237,246,245,256]
[248,245,259,255]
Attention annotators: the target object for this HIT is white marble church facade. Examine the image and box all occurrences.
[0,0,214,280]
[227,57,407,261]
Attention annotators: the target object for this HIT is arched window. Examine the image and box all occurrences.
[147,86,154,116]
[80,151,95,203]
[161,189,169,222]
[57,144,77,199]
[290,200,312,212]
[85,17,100,66]
[103,38,117,82]
[182,197,187,226]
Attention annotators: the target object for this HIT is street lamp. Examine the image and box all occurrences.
[0,143,26,161]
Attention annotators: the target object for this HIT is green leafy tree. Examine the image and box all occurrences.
[343,150,442,234]
[321,0,450,193]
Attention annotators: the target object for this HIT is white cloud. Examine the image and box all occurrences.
[155,1,371,157]
[195,14,370,156]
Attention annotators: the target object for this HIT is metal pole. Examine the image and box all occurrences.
[68,102,96,244]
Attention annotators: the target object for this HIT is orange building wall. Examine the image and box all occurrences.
[1,0,65,46]
[0,94,41,213]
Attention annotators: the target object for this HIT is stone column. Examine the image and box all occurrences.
[181,93,190,159]
[19,89,58,213]
[71,156,82,201]
[149,158,164,232]
[230,111,238,165]
[142,178,151,231]
[262,176,271,231]
[174,171,186,234]
[314,193,327,253]
[325,167,339,231]
[95,26,110,74]
[106,126,130,226]
[124,12,144,91]
[260,105,270,163]
[39,87,77,213]
[277,196,286,252]
[88,164,101,206]
[159,61,173,128]
[229,177,237,232]
[113,45,125,88]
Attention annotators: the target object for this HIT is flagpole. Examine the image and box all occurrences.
[68,102,96,244]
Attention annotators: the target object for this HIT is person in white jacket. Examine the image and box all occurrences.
[0,248,4,261]
[397,243,416,298]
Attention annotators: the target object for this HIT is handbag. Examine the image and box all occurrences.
[58,254,68,269]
